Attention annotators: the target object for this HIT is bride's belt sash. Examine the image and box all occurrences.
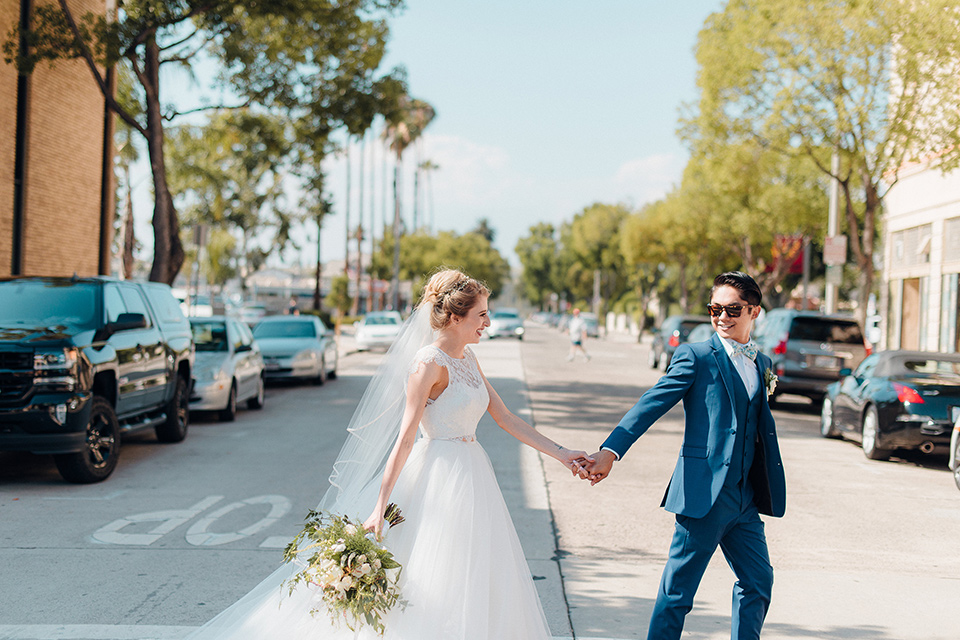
[423,434,476,443]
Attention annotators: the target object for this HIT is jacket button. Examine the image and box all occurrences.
[729,428,737,434]
[724,461,730,466]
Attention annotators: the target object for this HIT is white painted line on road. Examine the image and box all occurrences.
[0,628,630,640]
[0,625,196,639]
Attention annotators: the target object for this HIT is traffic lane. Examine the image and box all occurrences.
[0,350,381,626]
[520,325,960,640]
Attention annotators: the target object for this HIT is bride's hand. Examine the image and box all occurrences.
[557,447,593,478]
[363,510,384,541]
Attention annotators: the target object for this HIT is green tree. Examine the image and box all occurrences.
[4,0,404,283]
[515,223,559,310]
[564,203,632,314]
[201,228,238,294]
[686,0,960,323]
[325,273,354,327]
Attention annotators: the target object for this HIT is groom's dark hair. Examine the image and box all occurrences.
[712,271,762,307]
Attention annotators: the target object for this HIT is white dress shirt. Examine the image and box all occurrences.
[718,335,760,398]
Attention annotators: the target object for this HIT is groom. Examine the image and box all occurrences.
[584,271,786,640]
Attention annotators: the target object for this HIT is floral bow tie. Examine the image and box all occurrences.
[731,342,758,361]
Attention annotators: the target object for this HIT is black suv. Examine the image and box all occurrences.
[649,314,712,370]
[0,277,194,483]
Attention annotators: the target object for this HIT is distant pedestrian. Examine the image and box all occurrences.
[286,297,299,315]
[567,308,590,362]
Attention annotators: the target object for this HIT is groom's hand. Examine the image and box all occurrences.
[583,449,616,485]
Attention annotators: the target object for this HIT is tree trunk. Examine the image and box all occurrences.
[142,37,183,284]
[344,140,351,277]
[314,214,323,312]
[122,162,135,279]
[678,262,689,313]
[352,137,365,316]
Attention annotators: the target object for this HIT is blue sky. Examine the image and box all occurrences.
[135,1,726,269]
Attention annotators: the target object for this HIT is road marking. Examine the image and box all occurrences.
[0,627,628,640]
[92,497,224,546]
[259,535,291,548]
[185,495,291,546]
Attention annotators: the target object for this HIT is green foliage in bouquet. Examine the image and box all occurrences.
[282,504,405,635]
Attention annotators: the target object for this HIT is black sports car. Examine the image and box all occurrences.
[820,351,960,460]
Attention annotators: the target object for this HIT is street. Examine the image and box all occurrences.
[1,325,958,640]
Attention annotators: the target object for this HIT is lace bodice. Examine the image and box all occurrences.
[410,345,489,441]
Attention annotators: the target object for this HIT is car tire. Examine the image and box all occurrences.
[247,375,265,410]
[648,347,658,369]
[327,357,337,380]
[219,383,237,422]
[54,396,121,484]
[820,397,841,438]
[156,375,189,443]
[659,351,670,370]
[313,358,326,386]
[861,405,891,461]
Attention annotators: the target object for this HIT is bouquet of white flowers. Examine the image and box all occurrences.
[283,504,406,635]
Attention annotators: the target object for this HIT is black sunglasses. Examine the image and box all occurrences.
[706,303,754,318]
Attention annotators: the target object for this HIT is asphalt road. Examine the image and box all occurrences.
[1,325,957,640]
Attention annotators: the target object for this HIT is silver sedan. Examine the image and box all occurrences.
[253,315,338,385]
[189,317,266,421]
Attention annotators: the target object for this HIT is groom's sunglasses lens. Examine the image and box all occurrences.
[707,304,744,318]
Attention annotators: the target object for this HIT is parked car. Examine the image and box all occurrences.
[820,351,960,460]
[950,412,960,490]
[253,315,338,384]
[754,309,868,404]
[686,322,715,343]
[486,308,525,340]
[649,314,712,370]
[189,317,265,421]
[354,311,403,351]
[0,277,194,483]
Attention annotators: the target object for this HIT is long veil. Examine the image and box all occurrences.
[184,305,435,639]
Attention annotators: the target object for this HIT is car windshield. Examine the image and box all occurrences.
[365,315,399,326]
[493,311,519,319]
[254,321,317,339]
[678,320,704,338]
[789,317,863,344]
[191,321,228,352]
[0,280,98,330]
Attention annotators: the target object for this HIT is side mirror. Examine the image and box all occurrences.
[112,313,147,332]
[236,343,252,353]
[839,368,852,377]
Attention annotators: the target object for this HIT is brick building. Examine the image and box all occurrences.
[1,0,113,278]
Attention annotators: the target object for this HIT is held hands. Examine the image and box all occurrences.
[580,449,616,485]
[556,446,594,477]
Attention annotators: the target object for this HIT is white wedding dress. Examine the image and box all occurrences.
[186,344,552,639]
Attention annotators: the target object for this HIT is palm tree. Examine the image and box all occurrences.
[384,98,436,309]
[418,159,440,232]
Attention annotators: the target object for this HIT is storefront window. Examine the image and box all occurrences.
[941,274,958,353]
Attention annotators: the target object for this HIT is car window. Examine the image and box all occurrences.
[118,285,153,329]
[142,284,188,327]
[191,321,228,352]
[103,284,127,324]
[0,280,99,330]
[678,320,704,339]
[365,315,399,326]
[900,358,960,379]
[253,321,317,339]
[789,317,863,344]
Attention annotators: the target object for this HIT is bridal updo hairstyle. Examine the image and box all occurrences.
[419,269,490,331]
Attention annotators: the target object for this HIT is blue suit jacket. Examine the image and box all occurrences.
[602,333,786,519]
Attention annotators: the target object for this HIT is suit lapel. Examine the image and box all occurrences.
[710,333,739,412]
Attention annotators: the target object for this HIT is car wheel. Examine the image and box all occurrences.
[648,347,658,369]
[155,375,189,443]
[313,358,326,386]
[659,351,670,370]
[247,375,265,410]
[953,436,960,491]
[327,356,337,380]
[54,396,121,483]
[820,397,841,438]
[219,383,237,422]
[861,406,891,461]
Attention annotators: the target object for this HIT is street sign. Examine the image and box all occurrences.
[824,235,847,266]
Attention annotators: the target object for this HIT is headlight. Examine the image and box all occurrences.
[514,326,525,335]
[293,350,315,364]
[34,348,78,371]
[197,367,226,382]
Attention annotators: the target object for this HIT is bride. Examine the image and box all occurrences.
[186,269,590,639]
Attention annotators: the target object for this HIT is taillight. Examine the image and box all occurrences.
[773,339,787,355]
[864,342,873,356]
[668,334,680,347]
[893,382,924,404]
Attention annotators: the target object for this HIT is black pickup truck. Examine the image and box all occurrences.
[0,277,194,483]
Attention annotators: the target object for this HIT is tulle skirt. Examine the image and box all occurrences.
[185,438,552,639]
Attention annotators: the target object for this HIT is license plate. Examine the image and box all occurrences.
[265,363,280,371]
[814,355,838,369]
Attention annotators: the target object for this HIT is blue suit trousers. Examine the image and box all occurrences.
[647,484,774,640]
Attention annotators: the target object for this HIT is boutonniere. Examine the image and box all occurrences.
[763,368,778,398]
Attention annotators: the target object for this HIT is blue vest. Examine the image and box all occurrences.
[725,369,761,496]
